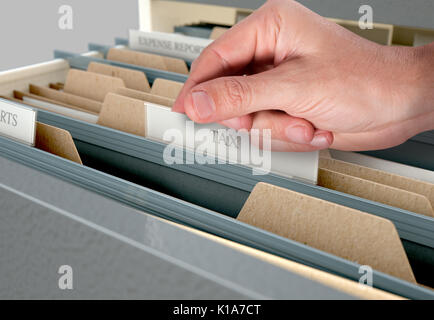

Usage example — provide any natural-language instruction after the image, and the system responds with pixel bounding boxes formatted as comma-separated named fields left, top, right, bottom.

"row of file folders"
left=0, top=26, right=433, bottom=299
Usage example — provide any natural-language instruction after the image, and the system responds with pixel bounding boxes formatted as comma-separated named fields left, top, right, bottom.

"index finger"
left=173, top=6, right=268, bottom=113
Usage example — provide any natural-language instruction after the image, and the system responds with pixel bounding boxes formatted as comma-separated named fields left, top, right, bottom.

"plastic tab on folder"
left=145, top=101, right=319, bottom=182
left=129, top=29, right=213, bottom=63
left=0, top=98, right=36, bottom=146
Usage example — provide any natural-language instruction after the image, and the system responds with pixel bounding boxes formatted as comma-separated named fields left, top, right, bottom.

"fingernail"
left=221, top=117, right=241, bottom=130
left=285, top=125, right=309, bottom=144
left=191, top=91, right=215, bottom=120
left=310, top=133, right=331, bottom=148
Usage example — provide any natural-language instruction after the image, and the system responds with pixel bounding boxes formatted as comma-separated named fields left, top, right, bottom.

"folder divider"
left=107, top=47, right=190, bottom=75
left=14, top=89, right=147, bottom=137
left=87, top=62, right=151, bottom=92
left=91, top=41, right=194, bottom=71
left=12, top=90, right=99, bottom=120
left=107, top=48, right=168, bottom=72
left=160, top=56, right=189, bottom=75
left=318, top=168, right=434, bottom=218
left=319, top=157, right=434, bottom=214
left=115, top=87, right=174, bottom=107
left=11, top=73, right=168, bottom=137
left=88, top=43, right=126, bottom=59
left=0, top=131, right=432, bottom=299
left=0, top=101, right=81, bottom=163
left=97, top=93, right=146, bottom=137
left=150, top=78, right=184, bottom=100
left=237, top=182, right=416, bottom=283
left=29, top=84, right=102, bottom=113
left=64, top=69, right=126, bottom=102
left=54, top=50, right=189, bottom=85
left=35, top=122, right=82, bottom=164
left=330, top=149, right=434, bottom=184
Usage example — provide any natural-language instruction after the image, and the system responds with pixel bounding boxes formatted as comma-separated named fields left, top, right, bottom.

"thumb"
left=182, top=71, right=293, bottom=123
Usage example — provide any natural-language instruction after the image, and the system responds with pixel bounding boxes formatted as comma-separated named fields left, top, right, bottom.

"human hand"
left=173, top=0, right=434, bottom=152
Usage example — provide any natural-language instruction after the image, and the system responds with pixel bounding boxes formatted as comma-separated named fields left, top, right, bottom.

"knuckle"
left=222, top=78, right=252, bottom=110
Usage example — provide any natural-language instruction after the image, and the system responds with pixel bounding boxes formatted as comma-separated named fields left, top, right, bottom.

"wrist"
left=413, top=43, right=434, bottom=118
left=402, top=44, right=434, bottom=128
left=380, top=44, right=434, bottom=132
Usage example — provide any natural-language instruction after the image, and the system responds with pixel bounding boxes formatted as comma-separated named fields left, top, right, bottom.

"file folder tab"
left=97, top=93, right=146, bottom=137
left=87, top=62, right=151, bottom=92
left=64, top=69, right=125, bottom=102
left=238, top=182, right=416, bottom=283
left=35, top=122, right=82, bottom=164
left=129, top=29, right=213, bottom=63
left=0, top=98, right=36, bottom=146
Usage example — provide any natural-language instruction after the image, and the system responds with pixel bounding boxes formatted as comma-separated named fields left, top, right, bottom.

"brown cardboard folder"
left=318, top=156, right=434, bottom=218
left=29, top=83, right=102, bottom=113
left=63, top=69, right=126, bottom=102
left=150, top=78, right=183, bottom=100
left=11, top=69, right=177, bottom=137
left=87, top=62, right=151, bottom=92
left=238, top=182, right=418, bottom=284
left=107, top=48, right=189, bottom=75
left=35, top=122, right=82, bottom=164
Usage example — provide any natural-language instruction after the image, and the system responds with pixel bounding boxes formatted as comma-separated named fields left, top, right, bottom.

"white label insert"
left=0, top=98, right=37, bottom=146
left=129, top=29, right=213, bottom=63
left=145, top=102, right=319, bottom=184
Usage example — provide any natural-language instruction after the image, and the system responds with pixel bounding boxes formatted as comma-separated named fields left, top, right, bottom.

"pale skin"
left=173, top=0, right=434, bottom=152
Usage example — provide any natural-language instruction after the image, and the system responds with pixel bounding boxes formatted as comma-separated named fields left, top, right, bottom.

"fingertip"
left=310, top=130, right=334, bottom=149
left=182, top=92, right=196, bottom=121
left=183, top=91, right=209, bottom=123
left=284, top=122, right=315, bottom=144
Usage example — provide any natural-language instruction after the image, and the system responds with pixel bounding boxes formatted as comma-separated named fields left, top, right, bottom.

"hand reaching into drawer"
left=173, top=0, right=434, bottom=152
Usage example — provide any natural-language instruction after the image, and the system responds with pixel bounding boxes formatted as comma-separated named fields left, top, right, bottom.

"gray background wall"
left=0, top=0, right=139, bottom=71
left=1, top=0, right=433, bottom=71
